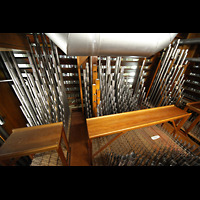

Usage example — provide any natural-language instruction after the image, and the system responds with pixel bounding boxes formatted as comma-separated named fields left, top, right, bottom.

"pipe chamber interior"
left=45, top=33, right=178, bottom=57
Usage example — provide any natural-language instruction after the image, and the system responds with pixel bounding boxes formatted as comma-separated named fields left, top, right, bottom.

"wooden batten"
left=0, top=33, right=30, bottom=51
left=77, top=56, right=88, bottom=114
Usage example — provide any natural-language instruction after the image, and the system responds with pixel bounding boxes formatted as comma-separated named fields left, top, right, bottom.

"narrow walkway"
left=69, top=111, right=89, bottom=166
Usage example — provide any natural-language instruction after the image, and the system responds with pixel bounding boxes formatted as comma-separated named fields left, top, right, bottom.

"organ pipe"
left=0, top=33, right=71, bottom=136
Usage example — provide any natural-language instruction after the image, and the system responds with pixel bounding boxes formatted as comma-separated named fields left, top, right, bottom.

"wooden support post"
left=145, top=60, right=161, bottom=99
left=185, top=114, right=200, bottom=134
left=172, top=116, right=190, bottom=136
left=56, top=145, right=68, bottom=166
left=172, top=120, right=177, bottom=134
left=88, top=139, right=92, bottom=166
left=61, top=126, right=71, bottom=154
left=78, top=66, right=84, bottom=114
left=77, top=56, right=88, bottom=114
left=8, top=157, right=20, bottom=166
left=175, top=105, right=188, bottom=125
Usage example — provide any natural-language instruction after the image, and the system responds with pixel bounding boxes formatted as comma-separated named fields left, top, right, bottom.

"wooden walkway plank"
left=69, top=111, right=89, bottom=166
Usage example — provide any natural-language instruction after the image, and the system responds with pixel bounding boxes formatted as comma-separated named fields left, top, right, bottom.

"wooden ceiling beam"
left=0, top=33, right=30, bottom=51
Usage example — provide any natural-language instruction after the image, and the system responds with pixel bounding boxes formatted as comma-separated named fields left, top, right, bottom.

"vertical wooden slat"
left=145, top=59, right=161, bottom=99
left=77, top=56, right=88, bottom=114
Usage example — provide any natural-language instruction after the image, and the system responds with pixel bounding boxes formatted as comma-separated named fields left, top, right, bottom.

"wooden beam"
left=77, top=56, right=88, bottom=68
left=92, top=131, right=125, bottom=159
left=77, top=56, right=88, bottom=114
left=0, top=33, right=30, bottom=51
left=145, top=59, right=161, bottom=100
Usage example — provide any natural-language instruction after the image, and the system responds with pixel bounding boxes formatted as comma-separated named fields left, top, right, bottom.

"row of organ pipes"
left=1, top=33, right=200, bottom=166
left=83, top=39, right=188, bottom=118
left=0, top=33, right=71, bottom=136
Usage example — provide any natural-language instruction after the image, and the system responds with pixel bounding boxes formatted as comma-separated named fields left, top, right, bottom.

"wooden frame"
left=0, top=122, right=70, bottom=166
left=86, top=105, right=191, bottom=166
left=181, top=101, right=200, bottom=141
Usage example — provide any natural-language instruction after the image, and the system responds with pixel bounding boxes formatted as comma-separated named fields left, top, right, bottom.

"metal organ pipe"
left=174, top=37, right=200, bottom=45
left=0, top=33, right=70, bottom=141
left=145, top=40, right=189, bottom=108
left=45, top=33, right=177, bottom=57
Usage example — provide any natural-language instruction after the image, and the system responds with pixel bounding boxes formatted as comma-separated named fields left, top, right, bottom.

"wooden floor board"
left=69, top=111, right=89, bottom=166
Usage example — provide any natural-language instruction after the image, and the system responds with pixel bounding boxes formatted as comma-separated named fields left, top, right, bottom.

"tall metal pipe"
left=186, top=57, right=200, bottom=62
left=174, top=37, right=200, bottom=45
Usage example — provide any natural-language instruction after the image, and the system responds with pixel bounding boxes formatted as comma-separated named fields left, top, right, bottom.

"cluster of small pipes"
left=0, top=33, right=70, bottom=133
left=83, top=56, right=146, bottom=118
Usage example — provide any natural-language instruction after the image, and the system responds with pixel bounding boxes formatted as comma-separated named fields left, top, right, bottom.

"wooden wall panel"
left=0, top=33, right=30, bottom=51
left=0, top=66, right=27, bottom=135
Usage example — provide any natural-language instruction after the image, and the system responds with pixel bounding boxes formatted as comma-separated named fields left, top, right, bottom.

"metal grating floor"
left=30, top=111, right=71, bottom=166
left=30, top=139, right=68, bottom=166
left=92, top=124, right=189, bottom=166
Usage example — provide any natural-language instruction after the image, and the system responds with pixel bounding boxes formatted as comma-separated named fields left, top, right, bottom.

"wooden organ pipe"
left=92, top=84, right=97, bottom=117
